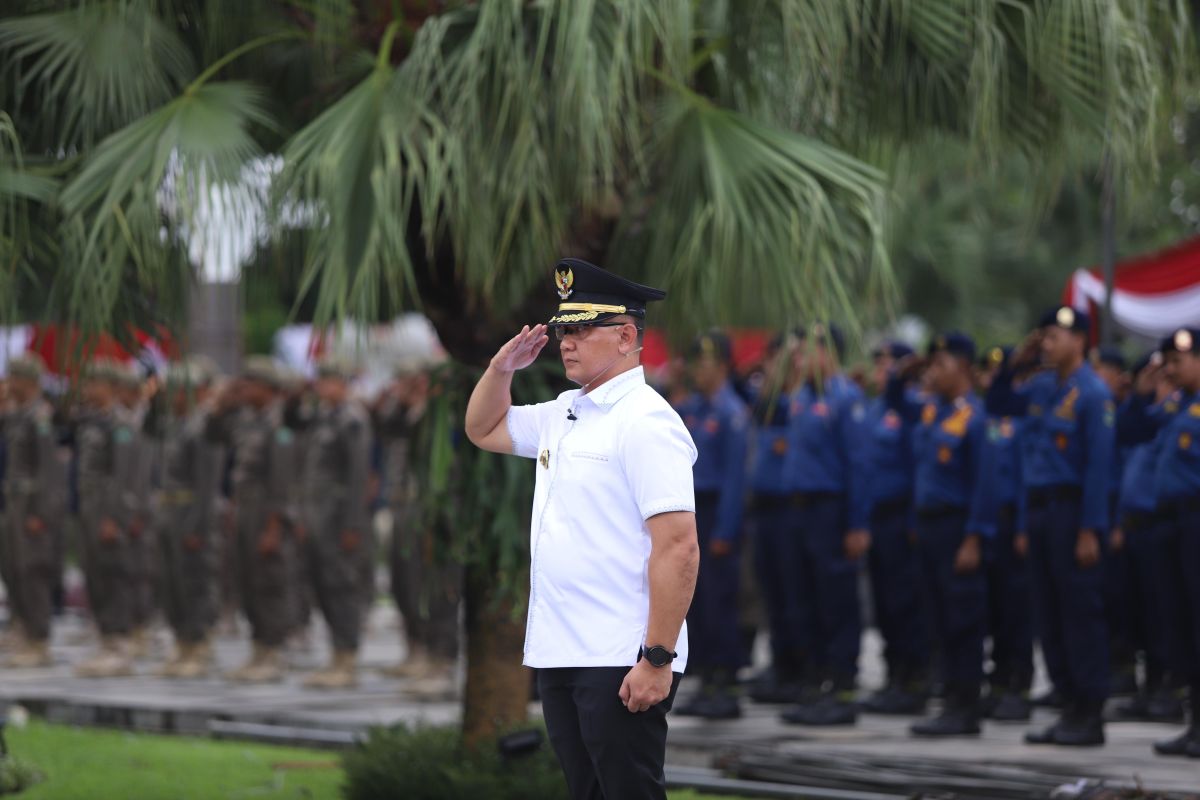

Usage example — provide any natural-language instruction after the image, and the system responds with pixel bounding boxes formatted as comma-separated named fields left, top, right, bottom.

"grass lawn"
left=4, top=722, right=749, bottom=800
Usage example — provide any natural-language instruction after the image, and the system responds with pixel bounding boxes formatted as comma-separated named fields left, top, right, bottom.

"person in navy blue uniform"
left=779, top=323, right=871, bottom=727
left=674, top=331, right=750, bottom=719
left=886, top=333, right=993, bottom=736
left=860, top=340, right=931, bottom=717
left=1118, top=328, right=1200, bottom=758
left=975, top=346, right=1035, bottom=722
left=1112, top=351, right=1185, bottom=724
left=987, top=306, right=1115, bottom=747
left=1092, top=346, right=1139, bottom=698
left=746, top=331, right=811, bottom=705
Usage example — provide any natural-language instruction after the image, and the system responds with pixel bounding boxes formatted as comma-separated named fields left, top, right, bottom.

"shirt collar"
left=579, top=365, right=646, bottom=409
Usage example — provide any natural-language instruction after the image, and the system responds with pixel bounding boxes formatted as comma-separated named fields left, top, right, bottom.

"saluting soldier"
left=205, top=356, right=298, bottom=683
left=1113, top=351, right=1184, bottom=723
left=987, top=307, right=1115, bottom=747
left=151, top=358, right=225, bottom=678
left=1, top=355, right=65, bottom=668
left=890, top=333, right=993, bottom=737
left=745, top=332, right=809, bottom=705
left=977, top=346, right=1035, bottom=722
left=296, top=358, right=373, bottom=689
left=74, top=359, right=140, bottom=677
left=861, top=340, right=931, bottom=717
left=116, top=361, right=158, bottom=657
left=465, top=258, right=699, bottom=800
left=779, top=323, right=871, bottom=728
left=376, top=358, right=462, bottom=681
left=1118, top=328, right=1200, bottom=758
left=673, top=331, right=750, bottom=720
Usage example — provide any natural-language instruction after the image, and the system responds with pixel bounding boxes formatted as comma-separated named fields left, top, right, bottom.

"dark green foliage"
left=342, top=725, right=567, bottom=800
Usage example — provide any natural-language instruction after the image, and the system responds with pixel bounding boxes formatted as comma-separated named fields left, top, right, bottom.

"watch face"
left=645, top=646, right=671, bottom=667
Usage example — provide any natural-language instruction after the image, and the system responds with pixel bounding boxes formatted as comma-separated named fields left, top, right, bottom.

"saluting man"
left=987, top=306, right=1116, bottom=747
left=890, top=333, right=993, bottom=737
left=1118, top=328, right=1200, bottom=758
left=465, top=258, right=699, bottom=800
left=673, top=331, right=749, bottom=719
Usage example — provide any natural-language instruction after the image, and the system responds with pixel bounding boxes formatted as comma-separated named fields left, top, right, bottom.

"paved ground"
left=1, top=598, right=1197, bottom=796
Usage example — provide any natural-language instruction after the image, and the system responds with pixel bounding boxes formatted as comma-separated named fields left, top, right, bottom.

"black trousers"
left=538, top=666, right=682, bottom=800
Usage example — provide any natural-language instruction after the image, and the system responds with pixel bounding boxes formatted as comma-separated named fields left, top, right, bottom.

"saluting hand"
left=1133, top=361, right=1161, bottom=397
left=491, top=325, right=549, bottom=374
left=619, top=659, right=673, bottom=713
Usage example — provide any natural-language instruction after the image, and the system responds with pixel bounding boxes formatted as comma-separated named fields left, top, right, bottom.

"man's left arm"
left=619, top=510, right=699, bottom=713
left=618, top=407, right=699, bottom=712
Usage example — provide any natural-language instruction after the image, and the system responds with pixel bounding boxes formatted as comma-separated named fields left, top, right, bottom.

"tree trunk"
left=461, top=560, right=531, bottom=750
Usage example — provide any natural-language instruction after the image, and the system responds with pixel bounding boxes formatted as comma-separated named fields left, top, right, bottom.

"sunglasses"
left=552, top=322, right=636, bottom=342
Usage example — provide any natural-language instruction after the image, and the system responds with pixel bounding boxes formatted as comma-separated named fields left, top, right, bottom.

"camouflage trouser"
left=78, top=498, right=133, bottom=637
left=390, top=507, right=461, bottom=660
left=3, top=503, right=58, bottom=641
left=306, top=520, right=373, bottom=652
left=156, top=510, right=218, bottom=644
left=235, top=504, right=297, bottom=648
left=129, top=517, right=160, bottom=628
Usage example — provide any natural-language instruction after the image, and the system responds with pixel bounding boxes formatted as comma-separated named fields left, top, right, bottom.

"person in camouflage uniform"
left=376, top=358, right=461, bottom=681
left=294, top=358, right=373, bottom=689
left=205, top=356, right=297, bottom=683
left=116, top=361, right=158, bottom=657
left=74, top=359, right=140, bottom=677
left=151, top=358, right=225, bottom=678
left=1, top=355, right=65, bottom=668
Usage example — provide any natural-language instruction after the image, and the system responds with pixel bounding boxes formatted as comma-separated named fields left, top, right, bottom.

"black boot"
left=910, top=686, right=981, bottom=737
left=1025, top=698, right=1074, bottom=745
left=990, top=691, right=1032, bottom=722
left=1154, top=688, right=1200, bottom=757
left=1053, top=698, right=1105, bottom=747
left=781, top=678, right=858, bottom=727
left=675, top=671, right=716, bottom=717
left=1113, top=690, right=1151, bottom=721
left=1146, top=677, right=1187, bottom=723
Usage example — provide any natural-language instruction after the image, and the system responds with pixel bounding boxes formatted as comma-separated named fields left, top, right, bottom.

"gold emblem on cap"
left=989, top=347, right=1003, bottom=365
left=1175, top=329, right=1193, bottom=353
left=554, top=267, right=574, bottom=300
left=1056, top=307, right=1075, bottom=328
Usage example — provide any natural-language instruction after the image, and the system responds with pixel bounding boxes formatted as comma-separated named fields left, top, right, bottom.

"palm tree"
left=2, top=0, right=1192, bottom=747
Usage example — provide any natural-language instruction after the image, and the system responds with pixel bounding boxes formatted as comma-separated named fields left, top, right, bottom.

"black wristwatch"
left=641, top=644, right=677, bottom=668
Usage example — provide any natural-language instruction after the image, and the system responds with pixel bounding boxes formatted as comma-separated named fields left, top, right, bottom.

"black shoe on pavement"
left=1146, top=689, right=1186, bottom=724
left=1113, top=692, right=1151, bottom=721
left=697, top=691, right=742, bottom=720
left=989, top=693, right=1032, bottom=722
left=861, top=685, right=927, bottom=716
left=1153, top=727, right=1200, bottom=757
left=1052, top=703, right=1105, bottom=747
left=781, top=695, right=858, bottom=726
left=910, top=707, right=981, bottom=737
left=674, top=690, right=715, bottom=717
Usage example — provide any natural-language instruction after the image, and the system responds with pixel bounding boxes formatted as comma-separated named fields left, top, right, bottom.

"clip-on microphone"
left=568, top=346, right=644, bottom=421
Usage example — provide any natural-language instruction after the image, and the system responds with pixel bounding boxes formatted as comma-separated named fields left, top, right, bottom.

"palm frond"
left=55, top=81, right=273, bottom=334
left=0, top=0, right=195, bottom=150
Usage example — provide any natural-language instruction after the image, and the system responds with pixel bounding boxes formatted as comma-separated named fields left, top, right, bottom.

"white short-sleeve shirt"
left=506, top=365, right=697, bottom=673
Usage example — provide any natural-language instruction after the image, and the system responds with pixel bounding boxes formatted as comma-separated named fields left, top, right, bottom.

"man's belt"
left=1121, top=509, right=1156, bottom=530
left=791, top=491, right=841, bottom=508
left=1027, top=484, right=1082, bottom=509
left=915, top=504, right=966, bottom=522
left=751, top=492, right=792, bottom=511
left=871, top=496, right=910, bottom=518
left=158, top=489, right=196, bottom=506
left=1155, top=495, right=1200, bottom=518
